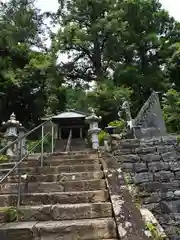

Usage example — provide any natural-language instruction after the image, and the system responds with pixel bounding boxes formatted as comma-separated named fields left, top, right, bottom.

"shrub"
left=27, top=135, right=52, bottom=153
left=108, top=120, right=126, bottom=133
left=0, top=155, right=8, bottom=162
left=98, top=130, right=109, bottom=146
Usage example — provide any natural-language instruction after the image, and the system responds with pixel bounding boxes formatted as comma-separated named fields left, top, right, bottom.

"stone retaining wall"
left=112, top=136, right=180, bottom=239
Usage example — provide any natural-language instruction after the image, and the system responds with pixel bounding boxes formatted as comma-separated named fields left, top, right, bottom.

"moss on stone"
left=0, top=154, right=8, bottom=162
left=145, top=222, right=167, bottom=240
left=0, top=207, right=17, bottom=222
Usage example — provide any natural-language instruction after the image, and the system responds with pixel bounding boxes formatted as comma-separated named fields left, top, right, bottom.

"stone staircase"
left=0, top=151, right=118, bottom=240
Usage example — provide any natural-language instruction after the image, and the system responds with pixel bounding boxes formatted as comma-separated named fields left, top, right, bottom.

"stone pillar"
left=3, top=113, right=22, bottom=156
left=85, top=111, right=101, bottom=150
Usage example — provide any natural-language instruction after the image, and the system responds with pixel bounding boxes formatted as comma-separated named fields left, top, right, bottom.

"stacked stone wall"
left=112, top=136, right=180, bottom=239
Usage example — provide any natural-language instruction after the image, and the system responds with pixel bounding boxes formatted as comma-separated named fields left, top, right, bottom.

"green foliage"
left=0, top=155, right=8, bottom=162
left=87, top=81, right=133, bottom=126
left=0, top=0, right=60, bottom=126
left=177, top=136, right=180, bottom=145
left=108, top=120, right=126, bottom=133
left=27, top=135, right=52, bottom=153
left=0, top=0, right=180, bottom=135
left=167, top=42, right=180, bottom=91
left=0, top=207, right=18, bottom=222
left=162, top=89, right=180, bottom=133
left=65, top=87, right=88, bottom=111
left=98, top=130, right=109, bottom=146
left=53, top=0, right=180, bottom=115
left=145, top=222, right=165, bottom=240
left=0, top=137, right=7, bottom=149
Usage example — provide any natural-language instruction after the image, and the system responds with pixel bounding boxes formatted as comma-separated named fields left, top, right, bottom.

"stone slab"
left=0, top=164, right=101, bottom=175
left=5, top=171, right=104, bottom=183
left=0, top=218, right=117, bottom=240
left=18, top=158, right=99, bottom=168
left=18, top=202, right=112, bottom=221
left=0, top=179, right=106, bottom=194
left=0, top=190, right=109, bottom=206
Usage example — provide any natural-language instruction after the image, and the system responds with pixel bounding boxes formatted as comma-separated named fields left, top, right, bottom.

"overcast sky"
left=35, top=0, right=180, bottom=21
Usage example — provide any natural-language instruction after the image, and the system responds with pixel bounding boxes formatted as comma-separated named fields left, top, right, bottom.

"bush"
left=98, top=130, right=109, bottom=146
left=108, top=120, right=126, bottom=133
left=0, top=154, right=8, bottom=162
left=27, top=135, right=52, bottom=153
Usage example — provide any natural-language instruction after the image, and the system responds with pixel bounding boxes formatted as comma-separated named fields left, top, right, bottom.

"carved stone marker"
left=133, top=91, right=167, bottom=138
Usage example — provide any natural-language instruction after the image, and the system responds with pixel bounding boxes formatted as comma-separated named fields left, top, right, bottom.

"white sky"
left=1, top=0, right=180, bottom=21
left=35, top=0, right=180, bottom=21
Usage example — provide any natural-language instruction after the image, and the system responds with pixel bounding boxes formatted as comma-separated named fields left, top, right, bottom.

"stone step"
left=0, top=218, right=117, bottom=240
left=0, top=179, right=106, bottom=194
left=5, top=171, right=104, bottom=183
left=51, top=154, right=98, bottom=159
left=0, top=190, right=109, bottom=206
left=15, top=158, right=100, bottom=167
left=0, top=162, right=15, bottom=169
left=0, top=164, right=101, bottom=175
left=52, top=151, right=98, bottom=158
left=17, top=203, right=112, bottom=221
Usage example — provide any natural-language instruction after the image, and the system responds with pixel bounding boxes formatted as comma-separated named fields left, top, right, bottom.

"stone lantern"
left=2, top=113, right=21, bottom=156
left=85, top=110, right=101, bottom=150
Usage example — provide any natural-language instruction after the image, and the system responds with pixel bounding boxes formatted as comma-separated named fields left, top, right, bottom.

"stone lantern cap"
left=85, top=110, right=102, bottom=124
left=2, top=113, right=22, bottom=128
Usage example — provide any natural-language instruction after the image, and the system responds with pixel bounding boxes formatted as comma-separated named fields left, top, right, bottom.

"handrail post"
left=51, top=121, right=54, bottom=154
left=41, top=125, right=44, bottom=168
left=17, top=138, right=23, bottom=220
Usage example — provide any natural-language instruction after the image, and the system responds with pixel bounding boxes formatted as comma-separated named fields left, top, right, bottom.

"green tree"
left=65, top=87, right=88, bottom=111
left=0, top=0, right=58, bottom=126
left=87, top=80, right=133, bottom=126
left=53, top=0, right=180, bottom=116
left=162, top=89, right=180, bottom=133
left=111, top=0, right=180, bottom=113
left=53, top=0, right=124, bottom=83
left=166, top=42, right=180, bottom=90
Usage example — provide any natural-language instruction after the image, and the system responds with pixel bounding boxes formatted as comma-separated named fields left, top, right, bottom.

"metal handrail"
left=65, top=129, right=72, bottom=152
left=0, top=132, right=51, bottom=184
left=0, top=118, right=52, bottom=155
left=0, top=118, right=55, bottom=217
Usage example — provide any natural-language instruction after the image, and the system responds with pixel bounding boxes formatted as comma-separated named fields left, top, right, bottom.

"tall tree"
left=53, top=0, right=124, bottom=83
left=53, top=0, right=180, bottom=115
left=0, top=0, right=57, bottom=126
left=87, top=80, right=133, bottom=126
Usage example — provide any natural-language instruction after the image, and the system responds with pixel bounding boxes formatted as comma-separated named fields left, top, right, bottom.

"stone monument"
left=133, top=91, right=167, bottom=138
